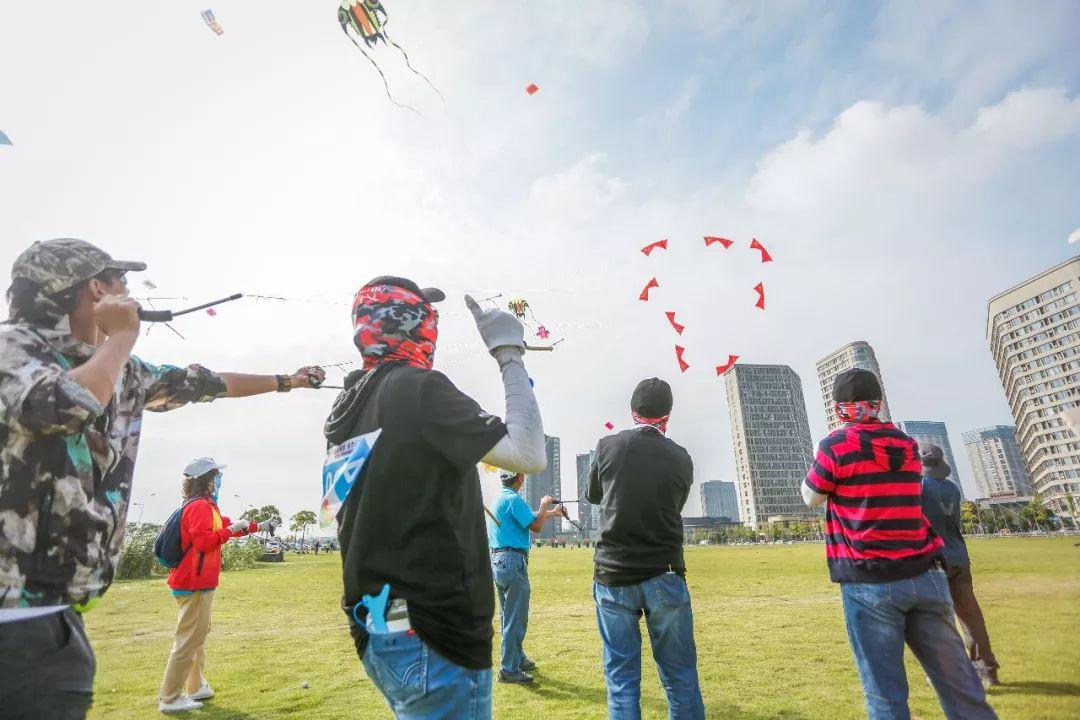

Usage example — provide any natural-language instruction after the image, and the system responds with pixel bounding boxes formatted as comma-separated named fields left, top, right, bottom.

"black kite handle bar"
left=138, top=293, right=243, bottom=322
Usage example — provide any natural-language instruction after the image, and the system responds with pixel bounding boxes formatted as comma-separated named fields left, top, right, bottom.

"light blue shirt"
left=488, top=486, right=536, bottom=552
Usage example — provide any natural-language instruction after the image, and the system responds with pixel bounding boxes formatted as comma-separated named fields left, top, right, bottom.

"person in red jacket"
left=158, top=458, right=277, bottom=714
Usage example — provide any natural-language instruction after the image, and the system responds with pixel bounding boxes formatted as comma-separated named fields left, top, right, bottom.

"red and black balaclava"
left=352, top=283, right=438, bottom=370
left=832, top=368, right=885, bottom=425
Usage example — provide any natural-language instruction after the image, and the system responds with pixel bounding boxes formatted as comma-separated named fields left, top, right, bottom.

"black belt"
left=491, top=547, right=528, bottom=558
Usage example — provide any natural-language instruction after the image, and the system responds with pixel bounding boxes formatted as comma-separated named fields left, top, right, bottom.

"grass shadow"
left=990, top=680, right=1080, bottom=697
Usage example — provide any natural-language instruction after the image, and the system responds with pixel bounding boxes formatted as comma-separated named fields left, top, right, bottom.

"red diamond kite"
left=525, top=83, right=539, bottom=95
left=639, top=277, right=659, bottom=301
left=750, top=238, right=773, bottom=262
left=604, top=421, right=615, bottom=431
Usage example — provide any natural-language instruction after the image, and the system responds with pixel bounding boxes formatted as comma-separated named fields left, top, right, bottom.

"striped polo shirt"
left=805, top=422, right=943, bottom=583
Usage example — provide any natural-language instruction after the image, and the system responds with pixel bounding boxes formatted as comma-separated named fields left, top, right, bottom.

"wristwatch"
left=276, top=374, right=292, bottom=392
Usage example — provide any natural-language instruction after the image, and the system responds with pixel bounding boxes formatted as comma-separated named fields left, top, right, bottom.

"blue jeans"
left=841, top=568, right=997, bottom=720
left=594, top=572, right=705, bottom=720
left=492, top=550, right=530, bottom=673
left=361, top=631, right=492, bottom=720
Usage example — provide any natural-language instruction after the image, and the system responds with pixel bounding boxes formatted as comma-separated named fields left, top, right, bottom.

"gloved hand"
left=258, top=519, right=278, bottom=535
left=465, top=295, right=525, bottom=355
left=228, top=520, right=251, bottom=534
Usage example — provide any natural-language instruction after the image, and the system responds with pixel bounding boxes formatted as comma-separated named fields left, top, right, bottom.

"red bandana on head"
left=632, top=410, right=669, bottom=435
left=835, top=400, right=882, bottom=424
left=352, top=284, right=438, bottom=370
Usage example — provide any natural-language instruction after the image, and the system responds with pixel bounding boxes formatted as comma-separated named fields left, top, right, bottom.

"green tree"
left=960, top=502, right=980, bottom=535
left=290, top=510, right=318, bottom=544
left=241, top=504, right=283, bottom=528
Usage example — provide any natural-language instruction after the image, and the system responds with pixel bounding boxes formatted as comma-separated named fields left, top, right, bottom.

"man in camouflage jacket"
left=0, top=238, right=325, bottom=719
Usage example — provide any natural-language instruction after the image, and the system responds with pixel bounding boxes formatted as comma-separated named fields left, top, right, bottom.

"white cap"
left=183, top=457, right=227, bottom=478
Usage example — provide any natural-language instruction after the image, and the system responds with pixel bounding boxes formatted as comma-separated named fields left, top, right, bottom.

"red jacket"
left=167, top=497, right=256, bottom=591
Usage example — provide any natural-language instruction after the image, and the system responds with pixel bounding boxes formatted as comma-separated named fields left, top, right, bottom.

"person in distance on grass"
left=802, top=368, right=997, bottom=720
left=0, top=238, right=325, bottom=720
left=158, top=459, right=278, bottom=714
left=488, top=471, right=566, bottom=684
left=919, top=443, right=1001, bottom=687
left=325, top=277, right=546, bottom=719
left=586, top=378, right=705, bottom=720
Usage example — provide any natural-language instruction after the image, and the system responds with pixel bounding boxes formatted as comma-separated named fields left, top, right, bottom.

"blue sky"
left=1, top=1, right=1078, bottom=521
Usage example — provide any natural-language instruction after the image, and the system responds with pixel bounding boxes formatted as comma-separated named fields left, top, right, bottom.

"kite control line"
left=138, top=293, right=243, bottom=322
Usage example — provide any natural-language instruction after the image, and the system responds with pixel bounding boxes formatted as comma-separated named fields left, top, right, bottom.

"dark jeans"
left=0, top=609, right=96, bottom=720
left=947, top=565, right=999, bottom=675
left=841, top=568, right=997, bottom=720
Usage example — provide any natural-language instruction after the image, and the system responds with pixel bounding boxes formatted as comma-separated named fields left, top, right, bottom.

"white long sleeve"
left=481, top=349, right=546, bottom=474
left=801, top=481, right=828, bottom=508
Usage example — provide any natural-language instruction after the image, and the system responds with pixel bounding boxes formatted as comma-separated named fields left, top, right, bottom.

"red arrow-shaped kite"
left=704, top=236, right=735, bottom=249
left=754, top=282, right=766, bottom=310
left=675, top=345, right=690, bottom=373
left=641, top=239, right=668, bottom=256
left=639, top=277, right=660, bottom=301
left=750, top=238, right=773, bottom=262
left=715, top=355, right=740, bottom=376
left=665, top=311, right=685, bottom=335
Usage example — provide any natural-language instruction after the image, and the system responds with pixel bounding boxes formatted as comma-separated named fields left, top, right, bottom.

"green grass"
left=86, top=538, right=1080, bottom=719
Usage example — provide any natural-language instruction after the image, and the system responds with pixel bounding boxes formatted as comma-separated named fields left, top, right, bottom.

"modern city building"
left=523, top=435, right=561, bottom=538
left=699, top=480, right=740, bottom=521
left=816, top=341, right=893, bottom=433
left=987, top=257, right=1080, bottom=520
left=575, top=450, right=596, bottom=534
left=897, top=420, right=964, bottom=498
left=724, top=364, right=816, bottom=528
left=963, top=426, right=1033, bottom=499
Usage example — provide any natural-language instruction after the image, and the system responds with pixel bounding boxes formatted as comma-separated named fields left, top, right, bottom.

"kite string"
left=341, top=26, right=422, bottom=117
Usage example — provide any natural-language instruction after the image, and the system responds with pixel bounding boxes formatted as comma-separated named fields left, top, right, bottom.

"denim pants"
left=492, top=550, right=530, bottom=674
left=594, top=572, right=705, bottom=720
left=841, top=568, right=997, bottom=720
left=362, top=630, right=492, bottom=720
left=0, top=608, right=95, bottom=720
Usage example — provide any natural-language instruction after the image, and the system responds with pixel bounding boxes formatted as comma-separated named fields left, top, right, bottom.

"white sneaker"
left=159, top=695, right=204, bottom=713
left=189, top=683, right=215, bottom=701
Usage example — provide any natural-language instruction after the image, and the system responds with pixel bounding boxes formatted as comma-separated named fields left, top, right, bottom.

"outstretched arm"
left=217, top=367, right=325, bottom=398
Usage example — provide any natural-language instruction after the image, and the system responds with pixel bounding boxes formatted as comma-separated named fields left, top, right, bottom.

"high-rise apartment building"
left=897, top=420, right=964, bottom=498
left=699, top=480, right=740, bottom=521
left=816, top=341, right=892, bottom=433
left=962, top=426, right=1032, bottom=499
left=987, top=257, right=1080, bottom=519
left=725, top=364, right=816, bottom=528
left=523, top=436, right=561, bottom=538
left=575, top=450, right=596, bottom=534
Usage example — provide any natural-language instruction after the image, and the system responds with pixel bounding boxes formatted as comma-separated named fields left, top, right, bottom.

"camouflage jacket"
left=0, top=321, right=227, bottom=608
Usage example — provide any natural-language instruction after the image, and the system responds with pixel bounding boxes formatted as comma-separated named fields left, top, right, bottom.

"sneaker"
left=189, top=683, right=215, bottom=701
left=981, top=669, right=1001, bottom=687
left=159, top=696, right=203, bottom=713
left=520, top=657, right=536, bottom=672
left=498, top=670, right=535, bottom=684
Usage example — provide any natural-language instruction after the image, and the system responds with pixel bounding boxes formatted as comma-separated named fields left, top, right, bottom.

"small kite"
left=639, top=278, right=660, bottom=302
left=715, top=355, right=739, bottom=376
left=675, top=345, right=690, bottom=373
left=0, top=131, right=11, bottom=146
left=750, top=238, right=773, bottom=263
left=506, top=297, right=561, bottom=349
left=525, top=83, right=539, bottom=95
left=201, top=9, right=224, bottom=36
left=604, top=422, right=615, bottom=431
left=507, top=298, right=532, bottom=320
left=536, top=326, right=551, bottom=340
left=704, top=236, right=734, bottom=249
left=641, top=240, right=668, bottom=256
left=665, top=311, right=685, bottom=335
left=206, top=308, right=218, bottom=317
left=754, top=282, right=765, bottom=310
left=338, top=1, right=443, bottom=114
left=142, top=280, right=158, bottom=290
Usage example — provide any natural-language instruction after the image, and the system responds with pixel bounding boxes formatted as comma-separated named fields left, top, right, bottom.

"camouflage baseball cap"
left=11, top=238, right=147, bottom=295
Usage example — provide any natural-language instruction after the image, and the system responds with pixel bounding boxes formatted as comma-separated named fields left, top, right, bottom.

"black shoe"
left=498, top=670, right=534, bottom=684
left=520, top=657, right=536, bottom=672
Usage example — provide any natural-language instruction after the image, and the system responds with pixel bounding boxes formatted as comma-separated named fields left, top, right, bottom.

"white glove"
left=258, top=519, right=278, bottom=535
left=228, top=520, right=250, bottom=534
left=465, top=295, right=526, bottom=354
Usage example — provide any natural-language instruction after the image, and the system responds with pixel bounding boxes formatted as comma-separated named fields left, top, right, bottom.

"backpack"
left=153, top=498, right=202, bottom=568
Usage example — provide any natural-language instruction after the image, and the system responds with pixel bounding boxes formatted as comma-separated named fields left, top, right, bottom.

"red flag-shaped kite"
left=675, top=345, right=690, bottom=373
left=704, top=236, right=735, bottom=249
left=206, top=308, right=218, bottom=317
left=754, top=283, right=765, bottom=310
left=715, top=355, right=740, bottom=376
left=525, top=83, right=539, bottom=95
left=665, top=311, right=685, bottom=335
left=641, top=239, right=668, bottom=256
left=750, top=238, right=773, bottom=262
left=604, top=421, right=615, bottom=431
left=639, top=277, right=660, bottom=301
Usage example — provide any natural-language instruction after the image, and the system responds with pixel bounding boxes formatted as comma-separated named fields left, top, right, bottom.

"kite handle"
left=138, top=293, right=243, bottom=322
left=524, top=345, right=555, bottom=352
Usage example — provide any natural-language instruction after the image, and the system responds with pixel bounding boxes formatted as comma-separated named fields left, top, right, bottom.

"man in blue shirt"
left=488, top=472, right=564, bottom=684
left=920, top=444, right=1000, bottom=686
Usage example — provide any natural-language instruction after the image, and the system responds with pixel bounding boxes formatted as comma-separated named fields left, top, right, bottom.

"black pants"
left=0, top=609, right=96, bottom=719
left=947, top=565, right=1000, bottom=674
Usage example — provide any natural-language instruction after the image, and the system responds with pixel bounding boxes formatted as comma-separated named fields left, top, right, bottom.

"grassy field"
left=86, top=538, right=1079, bottom=719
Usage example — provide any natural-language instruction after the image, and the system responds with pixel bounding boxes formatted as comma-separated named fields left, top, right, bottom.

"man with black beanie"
left=802, top=368, right=997, bottom=720
left=586, top=378, right=704, bottom=720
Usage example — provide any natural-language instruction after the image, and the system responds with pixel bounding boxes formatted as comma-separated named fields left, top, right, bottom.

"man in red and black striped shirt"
left=803, top=368, right=996, bottom=720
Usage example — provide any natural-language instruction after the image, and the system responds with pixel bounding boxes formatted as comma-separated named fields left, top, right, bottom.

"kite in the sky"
left=665, top=311, right=685, bottom=335
left=142, top=279, right=158, bottom=290
left=715, top=355, right=739, bottom=376
left=0, top=131, right=11, bottom=146
left=338, top=0, right=443, bottom=114
left=206, top=308, right=218, bottom=317
left=507, top=298, right=531, bottom=320
left=641, top=239, right=668, bottom=256
left=604, top=421, right=615, bottom=431
left=639, top=278, right=659, bottom=301
left=675, top=345, right=690, bottom=373
left=750, top=238, right=773, bottom=263
left=536, top=326, right=551, bottom=340
left=525, top=83, right=539, bottom=95
left=506, top=297, right=561, bottom=349
left=201, top=9, right=224, bottom=35
left=754, top=282, right=766, bottom=310
left=704, top=236, right=734, bottom=249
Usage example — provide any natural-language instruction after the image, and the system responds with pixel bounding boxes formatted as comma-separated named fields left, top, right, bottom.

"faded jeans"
left=594, top=572, right=705, bottom=720
left=492, top=550, right=530, bottom=674
left=841, top=568, right=997, bottom=720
